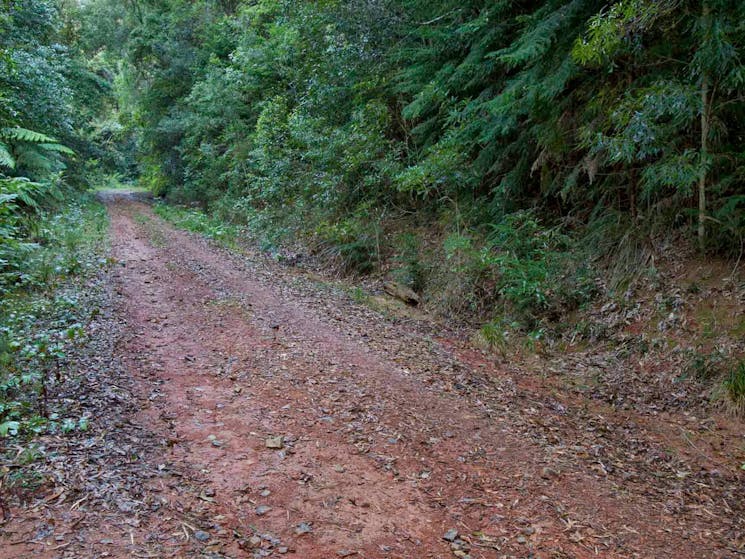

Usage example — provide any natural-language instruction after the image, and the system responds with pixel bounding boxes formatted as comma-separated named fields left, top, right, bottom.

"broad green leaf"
left=0, top=420, right=20, bottom=437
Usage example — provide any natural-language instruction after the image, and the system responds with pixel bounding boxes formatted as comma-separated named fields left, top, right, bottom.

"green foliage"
left=73, top=0, right=744, bottom=276
left=684, top=348, right=729, bottom=381
left=75, top=0, right=744, bottom=325
left=476, top=318, right=516, bottom=356
left=0, top=144, right=13, bottom=168
left=723, top=361, right=745, bottom=413
left=0, top=127, right=75, bottom=178
left=572, top=0, right=670, bottom=65
left=681, top=351, right=745, bottom=415
left=710, top=194, right=745, bottom=257
left=2, top=127, right=58, bottom=144
left=0, top=194, right=108, bottom=438
left=0, top=176, right=62, bottom=286
left=439, top=212, right=596, bottom=326
left=392, top=232, right=425, bottom=293
left=0, top=0, right=123, bottom=192
left=153, top=202, right=244, bottom=246
left=313, top=213, right=380, bottom=275
left=487, top=213, right=574, bottom=323
left=2, top=190, right=107, bottom=292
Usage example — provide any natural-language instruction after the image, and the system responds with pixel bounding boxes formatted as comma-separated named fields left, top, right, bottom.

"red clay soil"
left=2, top=193, right=743, bottom=558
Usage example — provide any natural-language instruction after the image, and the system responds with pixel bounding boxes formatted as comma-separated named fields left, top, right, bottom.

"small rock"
left=333, top=464, right=346, bottom=473
left=278, top=547, right=289, bottom=554
left=337, top=551, right=357, bottom=558
left=516, top=535, right=527, bottom=544
left=194, top=530, right=210, bottom=542
left=260, top=489, right=271, bottom=497
left=248, top=536, right=262, bottom=547
left=443, top=529, right=458, bottom=542
left=262, top=533, right=281, bottom=545
left=255, top=505, right=272, bottom=516
left=266, top=436, right=284, bottom=449
left=295, top=522, right=312, bottom=535
left=541, top=467, right=559, bottom=479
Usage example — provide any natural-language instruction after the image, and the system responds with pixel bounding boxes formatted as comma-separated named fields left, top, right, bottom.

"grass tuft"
left=723, top=361, right=745, bottom=416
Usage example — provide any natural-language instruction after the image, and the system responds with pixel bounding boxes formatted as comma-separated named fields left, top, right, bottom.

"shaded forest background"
left=2, top=0, right=744, bottom=326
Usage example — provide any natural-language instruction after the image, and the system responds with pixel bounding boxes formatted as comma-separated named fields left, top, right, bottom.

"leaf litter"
left=2, top=192, right=743, bottom=559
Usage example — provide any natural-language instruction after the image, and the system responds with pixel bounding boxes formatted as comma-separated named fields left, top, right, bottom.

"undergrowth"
left=0, top=193, right=109, bottom=440
left=153, top=201, right=245, bottom=249
left=723, top=361, right=745, bottom=415
left=682, top=349, right=745, bottom=414
left=158, top=199, right=598, bottom=333
left=433, top=211, right=597, bottom=329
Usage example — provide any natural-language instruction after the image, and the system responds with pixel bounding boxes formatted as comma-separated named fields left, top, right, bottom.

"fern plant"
left=0, top=142, right=12, bottom=169
left=0, top=177, right=43, bottom=280
left=0, top=127, right=74, bottom=176
left=0, top=125, right=69, bottom=288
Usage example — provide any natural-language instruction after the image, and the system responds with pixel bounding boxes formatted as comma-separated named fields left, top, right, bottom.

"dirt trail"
left=2, top=193, right=743, bottom=558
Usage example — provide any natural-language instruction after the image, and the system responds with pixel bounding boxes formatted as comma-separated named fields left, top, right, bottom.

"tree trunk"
left=698, top=4, right=710, bottom=252
left=629, top=167, right=638, bottom=219
left=699, top=77, right=709, bottom=251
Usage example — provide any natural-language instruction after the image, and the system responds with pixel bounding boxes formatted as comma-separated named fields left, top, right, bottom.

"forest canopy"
left=78, top=1, right=744, bottom=250
left=2, top=0, right=744, bottom=319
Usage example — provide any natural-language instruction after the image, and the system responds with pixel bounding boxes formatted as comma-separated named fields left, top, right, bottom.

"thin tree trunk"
left=698, top=4, right=710, bottom=252
left=699, top=76, right=708, bottom=251
left=629, top=167, right=638, bottom=220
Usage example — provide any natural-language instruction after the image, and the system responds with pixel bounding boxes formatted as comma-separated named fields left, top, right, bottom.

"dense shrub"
left=73, top=0, right=744, bottom=326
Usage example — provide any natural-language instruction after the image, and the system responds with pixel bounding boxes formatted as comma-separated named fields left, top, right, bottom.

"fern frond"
left=13, top=146, right=58, bottom=175
left=37, top=143, right=75, bottom=155
left=0, top=192, right=20, bottom=206
left=0, top=142, right=14, bottom=169
left=0, top=176, right=53, bottom=211
left=1, top=127, right=57, bottom=144
left=0, top=177, right=41, bottom=210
